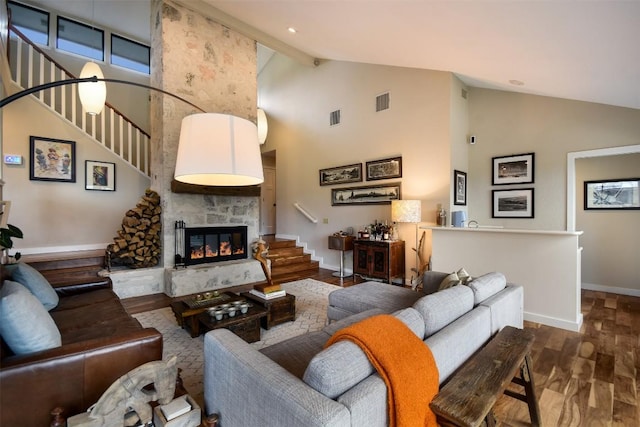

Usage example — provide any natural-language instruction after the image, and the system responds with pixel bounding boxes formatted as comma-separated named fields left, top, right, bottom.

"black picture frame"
left=584, top=178, right=640, bottom=210
left=492, top=188, right=535, bottom=218
left=29, top=136, right=76, bottom=183
left=454, top=170, right=467, bottom=206
left=85, top=160, right=116, bottom=191
left=366, top=156, right=402, bottom=181
left=492, top=152, right=535, bottom=185
left=319, top=163, right=362, bottom=186
left=331, top=183, right=401, bottom=206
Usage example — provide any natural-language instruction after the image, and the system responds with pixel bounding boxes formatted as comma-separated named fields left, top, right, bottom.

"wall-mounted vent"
left=376, top=92, right=390, bottom=112
left=330, top=109, right=341, bottom=126
left=461, top=88, right=468, bottom=99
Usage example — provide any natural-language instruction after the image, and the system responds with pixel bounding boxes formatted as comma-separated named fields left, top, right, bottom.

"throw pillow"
left=438, top=272, right=461, bottom=290
left=10, top=263, right=59, bottom=310
left=456, top=267, right=473, bottom=285
left=468, top=272, right=507, bottom=305
left=0, top=280, right=62, bottom=355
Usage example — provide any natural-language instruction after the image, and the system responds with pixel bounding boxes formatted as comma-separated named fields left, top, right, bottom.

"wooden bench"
left=430, top=326, right=541, bottom=427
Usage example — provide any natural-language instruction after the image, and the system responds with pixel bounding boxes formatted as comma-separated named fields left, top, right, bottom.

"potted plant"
left=0, top=224, right=23, bottom=264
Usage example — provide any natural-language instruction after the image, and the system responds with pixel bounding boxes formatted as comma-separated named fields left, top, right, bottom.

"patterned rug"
left=133, top=278, right=341, bottom=407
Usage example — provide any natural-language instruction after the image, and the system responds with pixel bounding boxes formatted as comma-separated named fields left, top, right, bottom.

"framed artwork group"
left=321, top=156, right=402, bottom=206
left=491, top=152, right=535, bottom=218
left=28, top=135, right=116, bottom=192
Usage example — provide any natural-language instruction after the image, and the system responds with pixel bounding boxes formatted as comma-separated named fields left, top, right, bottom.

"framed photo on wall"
left=319, top=163, right=362, bottom=186
left=366, top=156, right=402, bottom=180
left=584, top=178, right=640, bottom=210
left=453, top=170, right=467, bottom=205
left=85, top=160, right=116, bottom=191
left=29, top=136, right=76, bottom=183
left=492, top=152, right=534, bottom=185
left=492, top=188, right=534, bottom=218
left=331, top=183, right=401, bottom=206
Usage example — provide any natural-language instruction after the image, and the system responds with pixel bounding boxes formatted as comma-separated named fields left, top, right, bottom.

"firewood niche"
left=107, top=189, right=161, bottom=269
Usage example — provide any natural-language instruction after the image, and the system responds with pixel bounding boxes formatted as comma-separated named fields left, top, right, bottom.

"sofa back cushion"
left=8, top=263, right=59, bottom=310
left=468, top=272, right=506, bottom=305
left=0, top=280, right=61, bottom=355
left=303, top=307, right=423, bottom=399
left=412, top=285, right=474, bottom=337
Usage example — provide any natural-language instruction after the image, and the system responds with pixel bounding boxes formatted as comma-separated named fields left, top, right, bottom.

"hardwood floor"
left=122, top=271, right=639, bottom=426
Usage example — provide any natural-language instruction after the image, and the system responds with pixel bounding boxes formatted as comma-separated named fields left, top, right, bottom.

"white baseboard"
left=581, top=282, right=640, bottom=298
left=524, top=311, right=583, bottom=332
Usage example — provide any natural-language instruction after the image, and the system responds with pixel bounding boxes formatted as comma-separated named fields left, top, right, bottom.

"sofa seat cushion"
left=412, top=285, right=474, bottom=337
left=8, top=263, right=59, bottom=310
left=468, top=272, right=507, bottom=305
left=303, top=308, right=424, bottom=399
left=328, top=282, right=422, bottom=316
left=51, top=298, right=134, bottom=335
left=60, top=317, right=145, bottom=345
left=0, top=281, right=62, bottom=355
left=53, top=288, right=118, bottom=311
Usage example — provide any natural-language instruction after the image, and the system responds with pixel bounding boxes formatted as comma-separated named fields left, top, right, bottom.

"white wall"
left=2, top=94, right=150, bottom=253
left=259, top=56, right=463, bottom=278
left=468, top=88, right=640, bottom=230
left=576, top=154, right=640, bottom=295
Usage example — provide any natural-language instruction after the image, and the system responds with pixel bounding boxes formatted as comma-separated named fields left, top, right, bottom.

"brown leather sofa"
left=0, top=273, right=163, bottom=426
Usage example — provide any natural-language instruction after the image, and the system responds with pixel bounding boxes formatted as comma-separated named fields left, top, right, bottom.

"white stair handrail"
left=294, top=203, right=318, bottom=224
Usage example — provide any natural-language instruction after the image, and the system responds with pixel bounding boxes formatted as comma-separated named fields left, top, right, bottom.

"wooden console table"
left=430, top=326, right=540, bottom=427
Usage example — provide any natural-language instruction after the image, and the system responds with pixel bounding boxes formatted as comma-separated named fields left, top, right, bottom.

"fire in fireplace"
left=180, top=225, right=248, bottom=266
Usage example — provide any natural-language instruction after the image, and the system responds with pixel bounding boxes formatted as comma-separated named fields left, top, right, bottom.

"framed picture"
left=331, top=183, right=401, bottom=206
left=85, top=160, right=116, bottom=191
left=492, top=152, right=535, bottom=185
left=366, top=156, right=402, bottom=181
left=584, top=178, right=640, bottom=210
left=492, top=188, right=534, bottom=218
left=454, top=170, right=467, bottom=205
left=319, top=163, right=362, bottom=186
left=29, top=136, right=76, bottom=183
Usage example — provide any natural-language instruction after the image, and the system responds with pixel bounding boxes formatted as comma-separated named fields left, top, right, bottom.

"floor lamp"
left=391, top=200, right=422, bottom=288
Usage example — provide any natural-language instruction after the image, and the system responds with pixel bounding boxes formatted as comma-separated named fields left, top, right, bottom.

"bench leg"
left=521, top=354, right=541, bottom=426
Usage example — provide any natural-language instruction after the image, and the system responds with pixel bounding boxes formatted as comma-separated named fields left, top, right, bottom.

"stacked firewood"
left=107, top=189, right=162, bottom=268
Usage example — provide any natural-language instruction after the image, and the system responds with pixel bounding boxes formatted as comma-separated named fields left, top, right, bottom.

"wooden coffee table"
left=197, top=304, right=267, bottom=343
left=170, top=292, right=243, bottom=338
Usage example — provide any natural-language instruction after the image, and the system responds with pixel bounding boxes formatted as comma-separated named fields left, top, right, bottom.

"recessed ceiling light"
left=509, top=79, right=525, bottom=86
left=288, top=27, right=297, bottom=34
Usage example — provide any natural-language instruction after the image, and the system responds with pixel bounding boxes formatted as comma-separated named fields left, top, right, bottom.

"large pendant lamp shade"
left=174, top=113, right=264, bottom=186
left=78, top=61, right=107, bottom=115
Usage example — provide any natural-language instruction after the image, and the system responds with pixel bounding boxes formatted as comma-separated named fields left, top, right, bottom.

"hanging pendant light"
left=78, top=61, right=107, bottom=115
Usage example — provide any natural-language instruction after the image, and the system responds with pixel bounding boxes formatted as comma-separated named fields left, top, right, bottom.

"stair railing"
left=293, top=202, right=318, bottom=223
left=8, top=24, right=151, bottom=177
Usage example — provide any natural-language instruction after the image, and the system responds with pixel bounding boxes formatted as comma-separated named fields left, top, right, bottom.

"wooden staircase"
left=264, top=238, right=320, bottom=283
left=20, top=250, right=106, bottom=286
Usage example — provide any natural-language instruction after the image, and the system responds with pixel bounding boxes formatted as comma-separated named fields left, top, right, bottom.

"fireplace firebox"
left=179, top=225, right=248, bottom=266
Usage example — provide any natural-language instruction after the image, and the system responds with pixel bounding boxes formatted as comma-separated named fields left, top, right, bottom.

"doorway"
left=260, top=152, right=277, bottom=235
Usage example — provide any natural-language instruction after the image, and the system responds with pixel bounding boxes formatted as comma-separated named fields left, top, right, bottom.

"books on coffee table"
left=249, top=289, right=286, bottom=300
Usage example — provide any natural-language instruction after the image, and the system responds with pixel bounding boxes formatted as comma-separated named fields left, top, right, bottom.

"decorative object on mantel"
left=66, top=356, right=178, bottom=427
left=106, top=189, right=161, bottom=269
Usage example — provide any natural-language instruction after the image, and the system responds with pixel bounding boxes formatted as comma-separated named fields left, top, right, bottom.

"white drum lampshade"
left=391, top=200, right=422, bottom=223
left=174, top=113, right=265, bottom=186
left=78, top=61, right=107, bottom=115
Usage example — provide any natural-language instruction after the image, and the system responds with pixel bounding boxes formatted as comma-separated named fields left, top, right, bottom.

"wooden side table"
left=430, top=326, right=540, bottom=427
left=328, top=234, right=354, bottom=278
left=352, top=239, right=404, bottom=284
left=242, top=292, right=296, bottom=329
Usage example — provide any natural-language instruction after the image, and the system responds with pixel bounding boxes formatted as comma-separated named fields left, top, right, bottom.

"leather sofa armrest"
left=52, top=276, right=113, bottom=296
left=0, top=328, right=163, bottom=426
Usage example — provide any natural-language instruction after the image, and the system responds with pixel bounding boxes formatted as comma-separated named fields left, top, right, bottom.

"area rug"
left=133, top=278, right=341, bottom=406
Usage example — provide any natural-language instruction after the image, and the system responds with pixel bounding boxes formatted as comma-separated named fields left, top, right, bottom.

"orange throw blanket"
left=325, top=314, right=439, bottom=427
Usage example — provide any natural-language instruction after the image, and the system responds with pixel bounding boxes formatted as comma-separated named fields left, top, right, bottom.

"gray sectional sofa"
left=203, top=271, right=523, bottom=427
